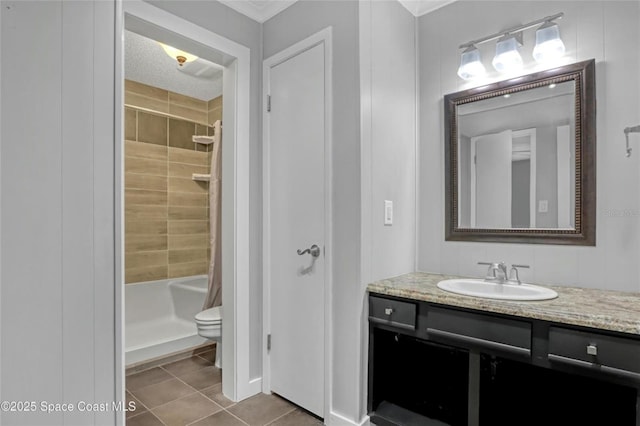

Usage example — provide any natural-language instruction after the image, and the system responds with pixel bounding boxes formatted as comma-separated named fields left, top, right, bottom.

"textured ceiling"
left=125, top=30, right=223, bottom=101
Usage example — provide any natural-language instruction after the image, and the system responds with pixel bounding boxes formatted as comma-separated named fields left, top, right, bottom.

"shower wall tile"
left=207, top=96, right=222, bottom=126
left=126, top=265, right=168, bottom=284
left=168, top=220, right=209, bottom=235
left=169, top=177, right=208, bottom=194
left=168, top=206, right=208, bottom=220
left=168, top=147, right=209, bottom=166
left=125, top=189, right=168, bottom=206
left=168, top=262, right=208, bottom=279
left=126, top=235, right=168, bottom=252
left=125, top=220, right=168, bottom=236
left=169, top=192, right=208, bottom=208
left=169, top=235, right=208, bottom=250
left=125, top=108, right=137, bottom=141
left=169, top=248, right=207, bottom=265
left=125, top=205, right=168, bottom=221
left=125, top=173, right=167, bottom=191
left=137, top=112, right=168, bottom=146
left=125, top=140, right=167, bottom=160
left=125, top=157, right=167, bottom=176
left=169, top=118, right=196, bottom=150
left=124, top=81, right=218, bottom=284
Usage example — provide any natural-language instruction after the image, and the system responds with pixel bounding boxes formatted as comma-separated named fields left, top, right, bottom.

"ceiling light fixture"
left=159, top=42, right=198, bottom=67
left=457, top=12, right=565, bottom=80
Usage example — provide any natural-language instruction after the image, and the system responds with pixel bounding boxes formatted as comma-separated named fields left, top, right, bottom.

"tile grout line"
left=264, top=406, right=298, bottom=426
left=221, top=407, right=251, bottom=426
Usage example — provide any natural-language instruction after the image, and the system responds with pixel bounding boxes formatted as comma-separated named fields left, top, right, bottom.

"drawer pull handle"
left=384, top=308, right=394, bottom=316
left=586, top=344, right=598, bottom=356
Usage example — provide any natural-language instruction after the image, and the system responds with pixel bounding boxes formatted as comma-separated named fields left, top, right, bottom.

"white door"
left=265, top=40, right=327, bottom=418
left=471, top=130, right=512, bottom=228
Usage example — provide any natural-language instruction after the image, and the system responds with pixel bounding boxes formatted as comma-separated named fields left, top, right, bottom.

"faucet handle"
left=509, top=264, right=530, bottom=285
left=478, top=262, right=498, bottom=280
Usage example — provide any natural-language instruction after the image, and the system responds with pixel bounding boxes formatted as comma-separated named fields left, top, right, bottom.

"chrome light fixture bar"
left=457, top=12, right=564, bottom=80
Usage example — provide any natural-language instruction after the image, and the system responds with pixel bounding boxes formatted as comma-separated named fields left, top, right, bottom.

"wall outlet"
left=384, top=200, right=393, bottom=225
left=538, top=200, right=549, bottom=213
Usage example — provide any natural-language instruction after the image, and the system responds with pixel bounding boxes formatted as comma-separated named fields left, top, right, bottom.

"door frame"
left=262, top=27, right=333, bottom=419
left=116, top=0, right=255, bottom=415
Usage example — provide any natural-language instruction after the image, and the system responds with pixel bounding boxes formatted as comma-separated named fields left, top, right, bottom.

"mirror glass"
left=444, top=59, right=596, bottom=245
left=457, top=80, right=575, bottom=230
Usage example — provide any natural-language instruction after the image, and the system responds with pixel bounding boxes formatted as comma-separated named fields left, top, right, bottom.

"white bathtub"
left=125, top=275, right=209, bottom=366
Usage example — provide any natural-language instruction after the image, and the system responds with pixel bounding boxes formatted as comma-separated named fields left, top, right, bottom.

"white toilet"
left=195, top=306, right=222, bottom=368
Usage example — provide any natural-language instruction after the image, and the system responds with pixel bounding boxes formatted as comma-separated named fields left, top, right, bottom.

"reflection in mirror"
left=457, top=81, right=576, bottom=230
left=444, top=59, right=596, bottom=245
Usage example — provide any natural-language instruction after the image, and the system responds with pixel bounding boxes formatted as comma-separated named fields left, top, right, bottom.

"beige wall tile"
left=168, top=234, right=208, bottom=250
left=168, top=262, right=208, bottom=279
left=125, top=156, right=167, bottom=176
left=126, top=220, right=168, bottom=235
left=169, top=92, right=208, bottom=112
left=126, top=235, right=168, bottom=252
left=126, top=250, right=168, bottom=269
left=169, top=248, right=207, bottom=264
left=168, top=206, right=207, bottom=220
left=208, top=96, right=222, bottom=110
left=125, top=265, right=168, bottom=284
left=168, top=192, right=208, bottom=207
left=138, top=112, right=168, bottom=146
left=125, top=204, right=168, bottom=221
left=125, top=189, right=167, bottom=206
left=195, top=124, right=209, bottom=136
left=168, top=118, right=196, bottom=150
left=168, top=220, right=208, bottom=235
left=208, top=108, right=222, bottom=127
left=125, top=92, right=169, bottom=114
left=125, top=108, right=137, bottom=141
left=169, top=177, right=208, bottom=194
left=168, top=162, right=208, bottom=179
left=125, top=140, right=167, bottom=161
left=168, top=147, right=208, bottom=166
left=125, top=173, right=167, bottom=191
left=169, top=104, right=208, bottom=124
left=126, top=80, right=168, bottom=102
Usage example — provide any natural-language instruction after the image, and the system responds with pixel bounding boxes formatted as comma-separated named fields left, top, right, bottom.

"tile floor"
left=126, top=347, right=323, bottom=426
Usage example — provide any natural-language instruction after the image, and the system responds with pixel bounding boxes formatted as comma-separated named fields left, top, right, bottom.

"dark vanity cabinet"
left=368, top=294, right=640, bottom=426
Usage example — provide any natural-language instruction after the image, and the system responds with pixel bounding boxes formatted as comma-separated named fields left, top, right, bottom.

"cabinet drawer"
left=369, top=296, right=417, bottom=330
left=426, top=306, right=531, bottom=357
left=548, top=327, right=640, bottom=380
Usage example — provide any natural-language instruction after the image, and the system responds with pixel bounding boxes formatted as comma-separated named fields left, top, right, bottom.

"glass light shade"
left=159, top=42, right=198, bottom=66
left=492, top=35, right=523, bottom=73
left=533, top=22, right=565, bottom=63
left=457, top=46, right=486, bottom=80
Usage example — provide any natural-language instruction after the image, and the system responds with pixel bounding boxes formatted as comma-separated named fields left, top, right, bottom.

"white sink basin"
left=437, top=279, right=558, bottom=301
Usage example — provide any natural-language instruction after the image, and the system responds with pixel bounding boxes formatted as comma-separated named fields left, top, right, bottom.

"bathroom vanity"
left=367, top=273, right=640, bottom=426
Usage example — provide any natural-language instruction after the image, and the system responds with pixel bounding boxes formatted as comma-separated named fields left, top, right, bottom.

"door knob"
left=297, top=244, right=321, bottom=258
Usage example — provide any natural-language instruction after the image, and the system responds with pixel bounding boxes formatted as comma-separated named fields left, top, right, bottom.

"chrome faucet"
left=478, top=261, right=508, bottom=283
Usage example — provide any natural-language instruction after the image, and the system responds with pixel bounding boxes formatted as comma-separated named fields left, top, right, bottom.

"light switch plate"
left=384, top=200, right=393, bottom=225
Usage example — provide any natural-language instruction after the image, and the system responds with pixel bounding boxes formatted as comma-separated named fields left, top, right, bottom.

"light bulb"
left=533, top=21, right=565, bottom=63
left=159, top=42, right=198, bottom=66
left=492, top=35, right=523, bottom=73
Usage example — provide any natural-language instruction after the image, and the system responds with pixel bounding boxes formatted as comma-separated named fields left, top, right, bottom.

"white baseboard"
left=328, top=411, right=370, bottom=426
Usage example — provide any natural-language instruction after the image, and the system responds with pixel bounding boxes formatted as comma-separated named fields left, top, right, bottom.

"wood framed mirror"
left=444, top=59, right=596, bottom=245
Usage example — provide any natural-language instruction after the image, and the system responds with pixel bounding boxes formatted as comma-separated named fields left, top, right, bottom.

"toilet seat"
left=195, top=306, right=222, bottom=324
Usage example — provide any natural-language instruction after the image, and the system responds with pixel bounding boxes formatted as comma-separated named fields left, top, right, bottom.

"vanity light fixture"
left=457, top=45, right=486, bottom=80
left=159, top=42, right=198, bottom=66
left=457, top=12, right=564, bottom=80
left=492, top=34, right=523, bottom=73
left=533, top=21, right=566, bottom=63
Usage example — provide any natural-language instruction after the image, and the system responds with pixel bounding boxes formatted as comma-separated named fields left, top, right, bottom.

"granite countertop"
left=367, top=272, right=640, bottom=336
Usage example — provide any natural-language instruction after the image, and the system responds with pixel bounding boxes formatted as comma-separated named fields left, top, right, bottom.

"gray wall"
left=147, top=0, right=264, bottom=380
left=535, top=126, right=559, bottom=228
left=419, top=1, right=640, bottom=291
left=263, top=1, right=362, bottom=421
left=1, top=1, right=117, bottom=425
left=459, top=135, right=471, bottom=227
left=512, top=160, right=531, bottom=228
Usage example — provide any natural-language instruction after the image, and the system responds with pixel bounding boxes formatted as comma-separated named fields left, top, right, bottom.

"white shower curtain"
left=203, top=120, right=222, bottom=310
